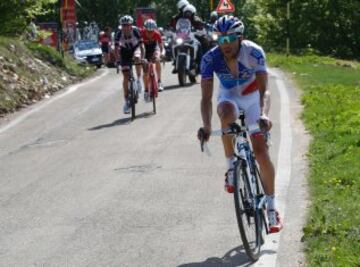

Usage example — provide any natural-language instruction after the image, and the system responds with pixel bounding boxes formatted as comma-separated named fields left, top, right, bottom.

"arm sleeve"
left=193, top=16, right=205, bottom=30
left=114, top=31, right=121, bottom=46
left=133, top=27, right=143, bottom=43
left=249, top=47, right=267, bottom=73
left=170, top=16, right=177, bottom=30
left=201, top=52, right=214, bottom=80
left=155, top=31, right=163, bottom=44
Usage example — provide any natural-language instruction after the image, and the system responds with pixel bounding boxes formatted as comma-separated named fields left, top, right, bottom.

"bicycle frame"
left=127, top=61, right=141, bottom=120
left=198, top=110, right=270, bottom=260
left=231, top=112, right=269, bottom=235
left=145, top=59, right=158, bottom=98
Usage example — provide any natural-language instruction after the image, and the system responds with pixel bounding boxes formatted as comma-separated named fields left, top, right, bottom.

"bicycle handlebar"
left=198, top=122, right=250, bottom=153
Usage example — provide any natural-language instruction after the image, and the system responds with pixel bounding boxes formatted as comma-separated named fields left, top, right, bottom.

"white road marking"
left=253, top=69, right=293, bottom=266
left=0, top=69, right=109, bottom=135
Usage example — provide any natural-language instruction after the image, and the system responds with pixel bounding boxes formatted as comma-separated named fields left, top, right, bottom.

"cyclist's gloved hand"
left=259, top=115, right=272, bottom=132
left=197, top=126, right=211, bottom=142
left=133, top=57, right=142, bottom=64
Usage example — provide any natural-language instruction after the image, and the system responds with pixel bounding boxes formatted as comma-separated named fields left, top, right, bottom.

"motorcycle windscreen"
left=175, top=18, right=192, bottom=40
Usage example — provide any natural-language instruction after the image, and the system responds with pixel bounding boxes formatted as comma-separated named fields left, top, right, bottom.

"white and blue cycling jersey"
left=200, top=40, right=267, bottom=96
left=201, top=40, right=268, bottom=132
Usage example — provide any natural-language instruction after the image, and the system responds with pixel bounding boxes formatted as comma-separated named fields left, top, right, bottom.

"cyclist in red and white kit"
left=141, top=19, right=165, bottom=102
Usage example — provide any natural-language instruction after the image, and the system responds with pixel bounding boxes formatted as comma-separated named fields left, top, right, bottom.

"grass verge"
left=26, top=42, right=93, bottom=78
left=268, top=54, right=360, bottom=266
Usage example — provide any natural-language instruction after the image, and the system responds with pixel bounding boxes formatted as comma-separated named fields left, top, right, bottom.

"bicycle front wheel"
left=150, top=73, right=157, bottom=114
left=130, top=81, right=136, bottom=120
left=233, top=160, right=262, bottom=261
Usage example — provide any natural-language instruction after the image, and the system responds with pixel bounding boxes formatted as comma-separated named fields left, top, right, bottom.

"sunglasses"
left=217, top=34, right=238, bottom=45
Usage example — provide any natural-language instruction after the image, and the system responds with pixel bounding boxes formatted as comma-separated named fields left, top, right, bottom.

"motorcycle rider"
left=115, top=15, right=145, bottom=114
left=169, top=0, right=190, bottom=28
left=204, top=11, right=219, bottom=51
left=209, top=11, right=218, bottom=25
left=170, top=3, right=205, bottom=74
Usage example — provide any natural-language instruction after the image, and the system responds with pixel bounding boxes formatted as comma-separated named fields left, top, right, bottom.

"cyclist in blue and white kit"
left=199, top=15, right=283, bottom=233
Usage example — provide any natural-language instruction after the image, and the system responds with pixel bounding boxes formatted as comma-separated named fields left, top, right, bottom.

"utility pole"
left=286, top=1, right=290, bottom=56
left=210, top=0, right=213, bottom=12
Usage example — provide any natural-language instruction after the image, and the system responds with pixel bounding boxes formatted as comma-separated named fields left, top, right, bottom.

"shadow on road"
left=88, top=112, right=155, bottom=131
left=177, top=245, right=276, bottom=267
left=164, top=82, right=196, bottom=91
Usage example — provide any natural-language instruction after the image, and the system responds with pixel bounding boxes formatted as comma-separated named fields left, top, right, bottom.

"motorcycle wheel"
left=177, top=56, right=187, bottom=87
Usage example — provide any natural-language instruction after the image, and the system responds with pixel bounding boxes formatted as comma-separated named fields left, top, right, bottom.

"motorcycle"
left=172, top=18, right=199, bottom=86
left=204, top=23, right=218, bottom=52
left=162, top=34, right=173, bottom=61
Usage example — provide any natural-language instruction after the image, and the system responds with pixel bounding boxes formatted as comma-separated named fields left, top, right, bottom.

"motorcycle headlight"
left=176, top=38, right=184, bottom=45
left=164, top=42, right=169, bottom=46
left=212, top=33, right=218, bottom=41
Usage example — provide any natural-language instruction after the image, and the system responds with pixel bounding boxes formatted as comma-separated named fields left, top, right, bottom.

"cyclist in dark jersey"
left=115, top=15, right=144, bottom=114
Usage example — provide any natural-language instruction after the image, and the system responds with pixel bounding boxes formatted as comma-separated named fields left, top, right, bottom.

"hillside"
left=0, top=37, right=94, bottom=116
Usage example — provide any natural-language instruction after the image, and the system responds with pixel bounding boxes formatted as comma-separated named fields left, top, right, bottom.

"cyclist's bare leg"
left=217, top=102, right=237, bottom=158
left=250, top=135, right=275, bottom=195
left=134, top=57, right=142, bottom=79
left=122, top=70, right=130, bottom=99
left=155, top=60, right=161, bottom=82
left=143, top=74, right=149, bottom=91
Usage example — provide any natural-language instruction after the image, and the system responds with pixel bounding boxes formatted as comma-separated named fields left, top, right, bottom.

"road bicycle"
left=127, top=61, right=143, bottom=120
left=198, top=110, right=270, bottom=261
left=143, top=58, right=158, bottom=114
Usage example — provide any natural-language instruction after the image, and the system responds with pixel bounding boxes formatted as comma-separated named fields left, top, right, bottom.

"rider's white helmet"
left=120, top=15, right=134, bottom=25
left=183, top=4, right=196, bottom=15
left=144, top=19, right=157, bottom=31
left=177, top=0, right=189, bottom=11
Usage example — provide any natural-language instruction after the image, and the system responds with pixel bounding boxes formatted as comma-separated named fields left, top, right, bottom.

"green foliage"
left=1, top=0, right=359, bottom=58
left=0, top=0, right=57, bottom=35
left=74, top=0, right=213, bottom=29
left=268, top=53, right=360, bottom=266
left=239, top=0, right=360, bottom=59
left=26, top=42, right=93, bottom=77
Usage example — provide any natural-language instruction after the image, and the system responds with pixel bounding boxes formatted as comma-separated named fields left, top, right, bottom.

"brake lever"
left=198, top=128, right=205, bottom=152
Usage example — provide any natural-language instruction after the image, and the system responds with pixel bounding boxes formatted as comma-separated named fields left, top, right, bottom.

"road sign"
left=216, top=0, right=235, bottom=14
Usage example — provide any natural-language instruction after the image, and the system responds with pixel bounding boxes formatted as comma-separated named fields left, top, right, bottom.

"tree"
left=0, top=0, right=57, bottom=35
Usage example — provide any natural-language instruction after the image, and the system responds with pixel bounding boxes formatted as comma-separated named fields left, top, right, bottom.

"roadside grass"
left=26, top=42, right=94, bottom=77
left=268, top=54, right=360, bottom=266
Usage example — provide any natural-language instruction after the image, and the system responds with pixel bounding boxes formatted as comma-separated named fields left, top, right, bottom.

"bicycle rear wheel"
left=233, top=160, right=262, bottom=261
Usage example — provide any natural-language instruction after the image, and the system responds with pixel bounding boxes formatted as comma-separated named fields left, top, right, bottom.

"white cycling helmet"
left=177, top=0, right=189, bottom=11
left=120, top=15, right=134, bottom=25
left=214, top=15, right=245, bottom=36
left=210, top=11, right=218, bottom=19
left=144, top=19, right=157, bottom=31
left=183, top=4, right=196, bottom=15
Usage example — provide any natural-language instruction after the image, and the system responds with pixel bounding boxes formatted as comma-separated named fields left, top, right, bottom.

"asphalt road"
left=0, top=64, right=308, bottom=267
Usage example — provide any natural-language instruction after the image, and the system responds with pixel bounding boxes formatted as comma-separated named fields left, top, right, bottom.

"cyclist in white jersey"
left=199, top=15, right=283, bottom=233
